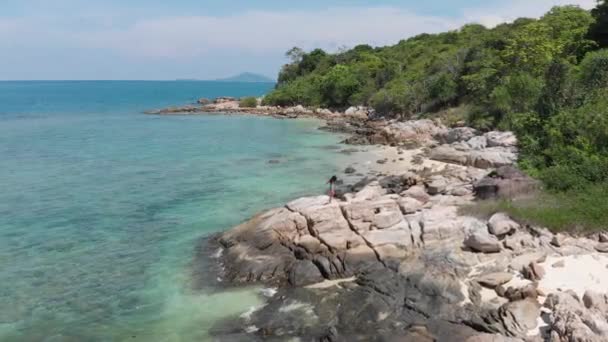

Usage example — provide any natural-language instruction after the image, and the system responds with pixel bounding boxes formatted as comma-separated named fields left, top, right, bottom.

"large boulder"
left=474, top=166, right=540, bottom=200
left=349, top=181, right=386, bottom=202
left=476, top=272, right=514, bottom=288
left=315, top=108, right=334, bottom=116
left=427, top=175, right=449, bottom=195
left=402, top=185, right=431, bottom=203
left=285, top=104, right=312, bottom=115
left=429, top=145, right=517, bottom=169
left=499, top=299, right=541, bottom=337
left=344, top=106, right=369, bottom=119
left=218, top=208, right=305, bottom=284
left=488, top=213, right=520, bottom=237
left=421, top=206, right=469, bottom=244
left=467, top=136, right=488, bottom=150
left=485, top=131, right=517, bottom=148
left=522, top=262, right=545, bottom=281
left=429, top=145, right=469, bottom=166
left=437, top=127, right=478, bottom=144
left=469, top=149, right=518, bottom=169
left=398, top=197, right=423, bottom=214
left=480, top=299, right=541, bottom=338
left=582, top=290, right=608, bottom=312
left=289, top=260, right=325, bottom=286
left=545, top=292, right=608, bottom=341
left=381, top=119, right=448, bottom=146
left=464, top=228, right=502, bottom=253
left=595, top=243, right=608, bottom=253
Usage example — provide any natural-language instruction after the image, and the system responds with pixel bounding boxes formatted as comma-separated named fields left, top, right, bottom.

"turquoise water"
left=0, top=81, right=350, bottom=341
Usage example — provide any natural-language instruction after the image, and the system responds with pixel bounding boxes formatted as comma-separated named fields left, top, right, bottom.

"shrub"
left=465, top=107, right=495, bottom=131
left=239, top=97, right=258, bottom=108
left=263, top=75, right=323, bottom=107
left=427, top=72, right=458, bottom=106
left=370, top=82, right=415, bottom=118
left=490, top=73, right=543, bottom=114
left=536, top=59, right=576, bottom=117
left=579, top=49, right=608, bottom=90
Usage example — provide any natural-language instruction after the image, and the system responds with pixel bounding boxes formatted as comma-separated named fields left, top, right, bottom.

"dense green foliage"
left=266, top=3, right=608, bottom=194
left=588, top=0, right=608, bottom=48
left=239, top=96, right=258, bottom=108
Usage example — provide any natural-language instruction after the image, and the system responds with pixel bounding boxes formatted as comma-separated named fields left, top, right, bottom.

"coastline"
left=149, top=96, right=608, bottom=341
left=181, top=109, right=608, bottom=341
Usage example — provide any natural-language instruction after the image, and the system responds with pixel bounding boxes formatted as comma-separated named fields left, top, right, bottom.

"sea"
left=0, top=81, right=355, bottom=341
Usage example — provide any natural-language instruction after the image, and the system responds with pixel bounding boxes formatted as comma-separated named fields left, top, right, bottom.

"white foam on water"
left=212, top=248, right=223, bottom=259
left=260, top=287, right=277, bottom=298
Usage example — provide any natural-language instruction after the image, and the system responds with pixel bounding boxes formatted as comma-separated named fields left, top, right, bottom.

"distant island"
left=215, top=72, right=275, bottom=83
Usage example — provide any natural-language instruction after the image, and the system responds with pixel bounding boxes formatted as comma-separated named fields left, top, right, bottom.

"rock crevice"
left=206, top=120, right=608, bottom=342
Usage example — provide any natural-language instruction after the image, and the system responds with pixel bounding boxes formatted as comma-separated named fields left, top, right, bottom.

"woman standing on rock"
left=327, top=175, right=338, bottom=201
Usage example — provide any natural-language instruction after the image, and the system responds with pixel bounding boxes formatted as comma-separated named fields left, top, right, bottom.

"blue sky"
left=0, top=0, right=595, bottom=80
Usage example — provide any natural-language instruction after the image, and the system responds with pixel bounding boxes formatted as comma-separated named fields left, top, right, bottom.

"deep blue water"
left=0, top=81, right=350, bottom=341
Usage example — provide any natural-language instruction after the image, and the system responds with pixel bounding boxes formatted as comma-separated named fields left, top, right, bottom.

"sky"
left=0, top=0, right=596, bottom=80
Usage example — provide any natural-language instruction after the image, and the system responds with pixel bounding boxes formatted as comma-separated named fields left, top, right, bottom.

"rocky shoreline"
left=191, top=117, right=608, bottom=341
left=153, top=97, right=608, bottom=341
left=144, top=97, right=369, bottom=120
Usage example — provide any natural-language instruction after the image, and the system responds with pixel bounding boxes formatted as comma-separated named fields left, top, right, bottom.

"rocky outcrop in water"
left=144, top=98, right=371, bottom=122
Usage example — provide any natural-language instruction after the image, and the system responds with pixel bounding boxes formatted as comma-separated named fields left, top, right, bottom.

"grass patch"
left=461, top=183, right=608, bottom=234
left=239, top=97, right=258, bottom=108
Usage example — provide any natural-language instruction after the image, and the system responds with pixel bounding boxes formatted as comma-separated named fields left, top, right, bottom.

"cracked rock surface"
left=202, top=122, right=608, bottom=342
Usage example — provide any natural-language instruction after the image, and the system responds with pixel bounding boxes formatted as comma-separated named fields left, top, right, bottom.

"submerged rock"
left=344, top=166, right=356, bottom=174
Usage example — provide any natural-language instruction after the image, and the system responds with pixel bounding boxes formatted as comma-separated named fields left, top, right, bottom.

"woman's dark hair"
left=329, top=175, right=338, bottom=183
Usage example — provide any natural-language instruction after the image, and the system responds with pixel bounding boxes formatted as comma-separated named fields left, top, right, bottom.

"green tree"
left=539, top=91, right=608, bottom=189
left=299, top=49, right=329, bottom=75
left=285, top=47, right=305, bottom=63
left=588, top=0, right=608, bottom=48
left=541, top=6, right=596, bottom=61
left=427, top=72, right=458, bottom=106
left=579, top=49, right=608, bottom=90
left=502, top=21, right=560, bottom=75
left=370, top=80, right=416, bottom=118
left=319, top=65, right=361, bottom=108
left=490, top=73, right=543, bottom=115
left=536, top=59, right=575, bottom=118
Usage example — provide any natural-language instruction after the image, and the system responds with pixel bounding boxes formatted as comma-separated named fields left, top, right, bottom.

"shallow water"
left=0, top=81, right=352, bottom=341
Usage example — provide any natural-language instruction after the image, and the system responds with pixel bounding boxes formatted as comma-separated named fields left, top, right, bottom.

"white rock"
left=488, top=213, right=520, bottom=236
left=485, top=131, right=517, bottom=148
left=467, top=136, right=488, bottom=150
left=398, top=197, right=423, bottom=214
left=464, top=228, right=502, bottom=253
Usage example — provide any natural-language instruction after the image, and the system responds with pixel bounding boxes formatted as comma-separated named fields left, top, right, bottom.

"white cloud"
left=0, top=0, right=598, bottom=79
left=462, top=0, right=596, bottom=27
left=73, top=8, right=461, bottom=58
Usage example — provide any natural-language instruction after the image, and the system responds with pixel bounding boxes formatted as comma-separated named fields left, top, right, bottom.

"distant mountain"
left=215, top=72, right=275, bottom=83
